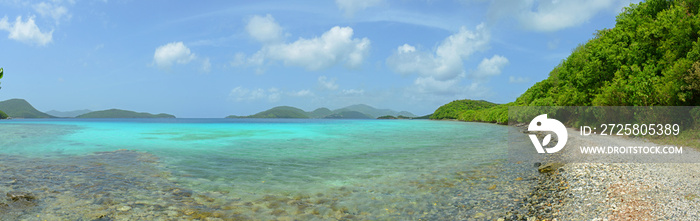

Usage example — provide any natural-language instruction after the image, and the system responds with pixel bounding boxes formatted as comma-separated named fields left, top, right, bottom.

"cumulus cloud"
left=33, top=2, right=70, bottom=24
left=0, top=16, right=53, bottom=46
left=335, top=0, right=383, bottom=17
left=387, top=24, right=489, bottom=94
left=238, top=15, right=370, bottom=71
left=246, top=14, right=283, bottom=43
left=318, top=76, right=339, bottom=90
left=153, top=42, right=196, bottom=69
left=474, top=55, right=508, bottom=78
left=230, top=87, right=312, bottom=102
left=489, top=0, right=624, bottom=32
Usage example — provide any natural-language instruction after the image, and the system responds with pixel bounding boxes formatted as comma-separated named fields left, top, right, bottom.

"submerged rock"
left=537, top=162, right=564, bottom=173
left=6, top=192, right=35, bottom=201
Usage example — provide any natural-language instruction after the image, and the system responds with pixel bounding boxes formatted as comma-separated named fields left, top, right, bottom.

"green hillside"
left=323, top=111, right=372, bottom=119
left=231, top=106, right=310, bottom=118
left=77, top=109, right=175, bottom=118
left=431, top=100, right=497, bottom=120
left=0, top=99, right=55, bottom=118
left=308, top=108, right=332, bottom=118
left=334, top=104, right=416, bottom=118
left=433, top=0, right=700, bottom=124
left=517, top=0, right=700, bottom=107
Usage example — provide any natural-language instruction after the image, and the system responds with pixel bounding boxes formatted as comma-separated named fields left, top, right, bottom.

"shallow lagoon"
left=0, top=119, right=535, bottom=220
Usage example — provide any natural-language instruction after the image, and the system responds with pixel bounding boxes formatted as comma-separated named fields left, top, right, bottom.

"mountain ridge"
left=226, top=104, right=416, bottom=119
left=76, top=109, right=176, bottom=118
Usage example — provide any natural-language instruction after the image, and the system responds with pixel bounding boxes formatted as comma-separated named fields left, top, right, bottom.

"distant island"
left=377, top=115, right=413, bottom=119
left=76, top=109, right=176, bottom=118
left=0, top=98, right=55, bottom=119
left=226, top=104, right=417, bottom=119
left=0, top=99, right=175, bottom=119
left=46, top=109, right=92, bottom=118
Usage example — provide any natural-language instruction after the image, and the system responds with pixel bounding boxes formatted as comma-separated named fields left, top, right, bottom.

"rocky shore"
left=519, top=127, right=700, bottom=220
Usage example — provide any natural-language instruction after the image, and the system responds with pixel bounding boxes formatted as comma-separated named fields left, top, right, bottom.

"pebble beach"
left=522, top=127, right=700, bottom=220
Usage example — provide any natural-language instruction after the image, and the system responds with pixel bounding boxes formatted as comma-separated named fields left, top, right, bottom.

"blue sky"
left=0, top=0, right=639, bottom=117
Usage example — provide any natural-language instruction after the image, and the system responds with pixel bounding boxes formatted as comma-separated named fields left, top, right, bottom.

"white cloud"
left=318, top=76, right=339, bottom=90
left=201, top=57, right=211, bottom=73
left=387, top=23, right=489, bottom=94
left=246, top=14, right=283, bottom=43
left=341, top=89, right=364, bottom=95
left=335, top=0, right=383, bottom=17
left=0, top=16, right=53, bottom=46
left=33, top=2, right=70, bottom=24
left=474, top=55, right=508, bottom=78
left=489, top=0, right=624, bottom=32
left=153, top=42, right=196, bottom=69
left=238, top=15, right=371, bottom=71
left=509, top=76, right=529, bottom=83
left=413, top=75, right=465, bottom=95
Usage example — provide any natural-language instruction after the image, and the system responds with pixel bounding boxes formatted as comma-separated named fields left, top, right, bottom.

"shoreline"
left=519, top=127, right=700, bottom=220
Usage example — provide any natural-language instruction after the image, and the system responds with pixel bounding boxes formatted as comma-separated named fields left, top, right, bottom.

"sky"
left=0, top=0, right=641, bottom=118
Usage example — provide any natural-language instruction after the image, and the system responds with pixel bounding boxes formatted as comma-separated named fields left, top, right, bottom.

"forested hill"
left=432, top=0, right=700, bottom=124
left=518, top=0, right=700, bottom=106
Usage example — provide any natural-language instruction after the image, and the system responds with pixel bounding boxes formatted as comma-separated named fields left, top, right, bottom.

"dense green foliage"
left=377, top=115, right=397, bottom=119
left=430, top=100, right=507, bottom=123
left=77, top=109, right=175, bottom=118
left=517, top=0, right=700, bottom=106
left=0, top=99, right=55, bottom=118
left=323, top=111, right=372, bottom=119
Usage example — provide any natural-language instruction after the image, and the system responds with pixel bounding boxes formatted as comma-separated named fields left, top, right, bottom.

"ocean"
left=0, top=119, right=535, bottom=220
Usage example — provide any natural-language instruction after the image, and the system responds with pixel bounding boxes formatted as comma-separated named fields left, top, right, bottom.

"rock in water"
left=117, top=205, right=132, bottom=212
left=537, top=162, right=564, bottom=173
left=6, top=192, right=35, bottom=201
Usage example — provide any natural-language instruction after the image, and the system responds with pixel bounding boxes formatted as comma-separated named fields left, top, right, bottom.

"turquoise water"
left=0, top=119, right=533, bottom=220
